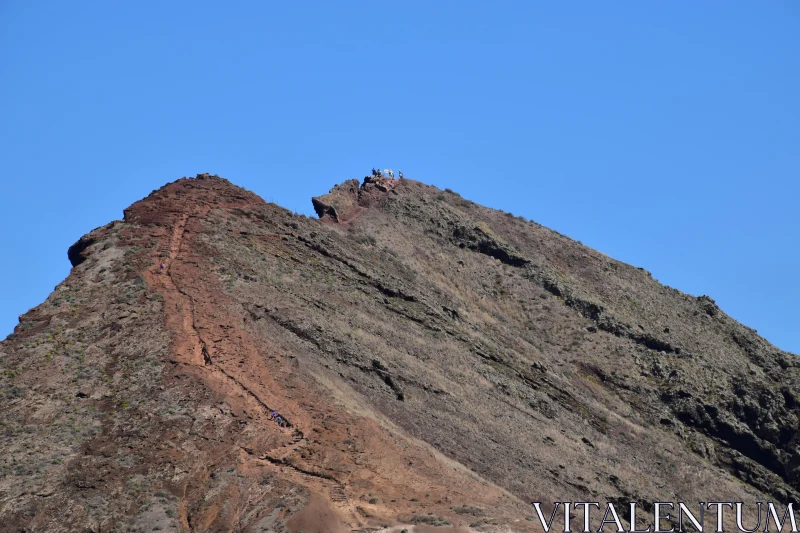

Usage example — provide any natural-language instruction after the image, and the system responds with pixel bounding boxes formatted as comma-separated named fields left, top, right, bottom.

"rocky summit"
left=1, top=174, right=798, bottom=533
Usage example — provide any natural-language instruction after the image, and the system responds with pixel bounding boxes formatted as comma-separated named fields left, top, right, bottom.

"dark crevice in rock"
left=366, top=360, right=405, bottom=401
left=376, top=286, right=416, bottom=302
left=382, top=302, right=441, bottom=332
left=247, top=304, right=330, bottom=355
left=632, top=334, right=676, bottom=354
left=471, top=241, right=529, bottom=267
left=661, top=389, right=799, bottom=497
left=564, top=297, right=603, bottom=321
left=201, top=345, right=212, bottom=366
left=311, top=198, right=339, bottom=222
left=297, top=235, right=420, bottom=304
left=542, top=276, right=680, bottom=356
left=451, top=225, right=529, bottom=268
left=67, top=236, right=96, bottom=267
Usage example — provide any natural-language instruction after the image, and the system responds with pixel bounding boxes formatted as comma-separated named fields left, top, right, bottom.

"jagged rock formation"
left=0, top=173, right=797, bottom=532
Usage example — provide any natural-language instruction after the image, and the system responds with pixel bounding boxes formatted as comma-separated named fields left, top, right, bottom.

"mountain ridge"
left=1, top=173, right=797, bottom=532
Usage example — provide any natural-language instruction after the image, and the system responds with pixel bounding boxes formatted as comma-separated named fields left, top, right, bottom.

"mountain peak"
left=2, top=173, right=798, bottom=531
left=123, top=173, right=266, bottom=226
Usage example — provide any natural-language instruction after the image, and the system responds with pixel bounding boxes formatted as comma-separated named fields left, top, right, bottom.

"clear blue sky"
left=1, top=2, right=798, bottom=354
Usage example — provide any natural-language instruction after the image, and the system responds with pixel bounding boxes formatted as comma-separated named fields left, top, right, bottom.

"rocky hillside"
left=0, top=174, right=797, bottom=533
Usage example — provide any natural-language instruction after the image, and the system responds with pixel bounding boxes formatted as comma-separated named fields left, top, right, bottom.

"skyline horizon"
left=5, top=169, right=797, bottom=357
left=1, top=2, right=797, bottom=354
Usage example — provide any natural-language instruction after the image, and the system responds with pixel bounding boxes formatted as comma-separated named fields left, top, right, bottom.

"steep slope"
left=0, top=174, right=797, bottom=533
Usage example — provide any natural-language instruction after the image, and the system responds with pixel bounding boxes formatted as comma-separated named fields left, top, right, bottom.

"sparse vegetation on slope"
left=0, top=173, right=797, bottom=532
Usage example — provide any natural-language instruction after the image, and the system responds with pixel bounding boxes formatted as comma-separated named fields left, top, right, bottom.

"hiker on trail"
left=398, top=170, right=404, bottom=179
left=160, top=261, right=165, bottom=272
left=275, top=415, right=283, bottom=427
left=371, top=168, right=377, bottom=176
left=388, top=169, right=394, bottom=179
left=270, top=410, right=277, bottom=420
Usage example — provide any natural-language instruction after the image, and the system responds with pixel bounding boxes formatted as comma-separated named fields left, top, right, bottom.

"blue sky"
left=1, top=2, right=798, bottom=354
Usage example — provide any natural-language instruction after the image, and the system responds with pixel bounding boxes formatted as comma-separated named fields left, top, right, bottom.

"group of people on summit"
left=371, top=168, right=403, bottom=179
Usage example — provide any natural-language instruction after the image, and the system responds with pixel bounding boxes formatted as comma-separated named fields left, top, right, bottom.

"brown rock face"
left=312, top=176, right=400, bottom=223
left=1, top=174, right=798, bottom=532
